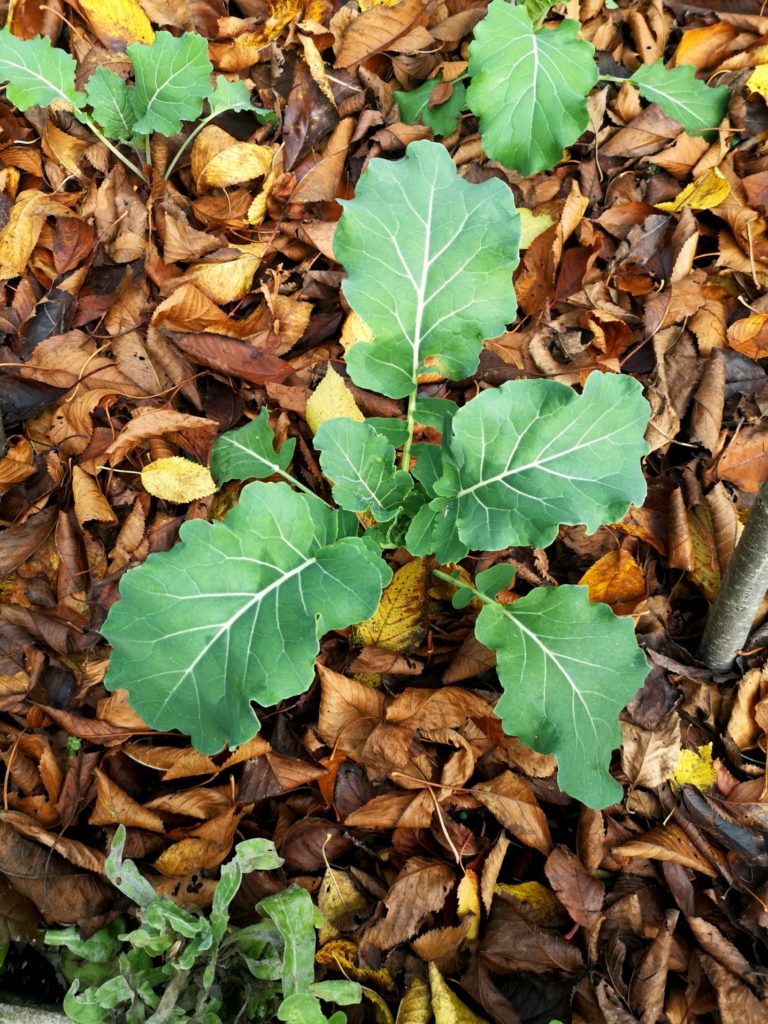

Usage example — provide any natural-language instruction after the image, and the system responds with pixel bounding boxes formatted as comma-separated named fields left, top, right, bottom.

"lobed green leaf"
left=127, top=31, right=212, bottom=137
left=467, top=1, right=598, bottom=175
left=629, top=61, right=730, bottom=139
left=210, top=408, right=295, bottom=485
left=101, top=483, right=391, bottom=753
left=335, top=139, right=520, bottom=399
left=394, top=75, right=467, bottom=136
left=0, top=29, right=85, bottom=112
left=86, top=68, right=138, bottom=143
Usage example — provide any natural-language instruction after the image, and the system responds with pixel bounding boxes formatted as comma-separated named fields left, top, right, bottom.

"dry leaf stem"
left=699, top=477, right=768, bottom=671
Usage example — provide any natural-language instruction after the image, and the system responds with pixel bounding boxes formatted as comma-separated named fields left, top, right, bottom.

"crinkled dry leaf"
left=613, top=822, right=718, bottom=876
left=396, top=976, right=431, bottom=1024
left=620, top=714, right=681, bottom=789
left=89, top=768, right=165, bottom=833
left=317, top=663, right=385, bottom=758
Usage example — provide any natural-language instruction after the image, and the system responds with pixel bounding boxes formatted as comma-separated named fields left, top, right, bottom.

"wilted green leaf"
left=101, top=483, right=390, bottom=753
left=86, top=67, right=138, bottom=142
left=128, top=30, right=212, bottom=136
left=314, top=418, right=413, bottom=521
left=394, top=75, right=467, bottom=136
left=467, top=1, right=598, bottom=174
left=0, top=29, right=84, bottom=112
left=335, top=139, right=520, bottom=399
left=412, top=374, right=649, bottom=558
left=629, top=61, right=730, bottom=138
left=477, top=583, right=648, bottom=807
left=210, top=408, right=296, bottom=485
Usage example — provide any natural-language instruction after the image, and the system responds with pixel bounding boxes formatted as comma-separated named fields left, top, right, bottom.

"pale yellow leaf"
left=188, top=250, right=264, bottom=304
left=429, top=962, right=488, bottom=1024
left=351, top=557, right=430, bottom=654
left=0, top=190, right=75, bottom=279
left=141, top=457, right=217, bottom=503
left=340, top=309, right=374, bottom=353
left=396, top=977, right=431, bottom=1024
left=77, top=0, right=155, bottom=48
left=359, top=0, right=400, bottom=8
left=747, top=64, right=768, bottom=99
left=456, top=868, right=480, bottom=941
left=519, top=208, right=553, bottom=249
left=494, top=881, right=568, bottom=926
left=305, top=365, right=364, bottom=434
left=670, top=743, right=716, bottom=793
left=191, top=126, right=274, bottom=192
left=655, top=168, right=731, bottom=212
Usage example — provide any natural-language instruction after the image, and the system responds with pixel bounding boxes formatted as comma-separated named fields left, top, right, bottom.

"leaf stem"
left=85, top=119, right=149, bottom=184
left=164, top=110, right=217, bottom=180
left=400, top=388, right=418, bottom=471
left=598, top=74, right=631, bottom=85
left=433, top=569, right=493, bottom=606
left=275, top=466, right=326, bottom=502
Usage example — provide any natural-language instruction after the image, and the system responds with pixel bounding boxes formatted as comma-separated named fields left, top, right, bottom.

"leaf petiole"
left=83, top=118, right=148, bottom=183
left=399, top=389, right=418, bottom=470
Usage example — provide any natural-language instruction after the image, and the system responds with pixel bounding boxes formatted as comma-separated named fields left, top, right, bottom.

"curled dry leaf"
left=72, top=466, right=117, bottom=526
left=316, top=663, right=385, bottom=758
left=104, top=409, right=219, bottom=465
left=613, top=822, right=718, bottom=876
left=89, top=767, right=165, bottom=833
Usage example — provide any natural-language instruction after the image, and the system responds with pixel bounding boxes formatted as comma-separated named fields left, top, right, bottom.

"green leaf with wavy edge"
left=127, top=30, right=212, bottom=136
left=408, top=374, right=649, bottom=559
left=208, top=73, right=277, bottom=125
left=257, top=887, right=316, bottom=998
left=210, top=408, right=295, bottom=484
left=314, top=419, right=413, bottom=522
left=476, top=583, right=648, bottom=807
left=466, top=1, right=598, bottom=175
left=86, top=68, right=138, bottom=142
left=335, top=139, right=520, bottom=399
left=0, top=29, right=85, bottom=112
left=629, top=61, right=730, bottom=139
left=101, top=482, right=391, bottom=754
left=394, top=75, right=467, bottom=136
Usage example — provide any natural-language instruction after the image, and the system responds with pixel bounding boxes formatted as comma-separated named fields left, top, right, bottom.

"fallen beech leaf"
left=699, top=954, right=768, bottom=1024
left=411, top=917, right=474, bottom=967
left=191, top=125, right=274, bottom=191
left=122, top=736, right=270, bottom=779
left=89, top=768, right=165, bottom=833
left=613, top=822, right=717, bottom=876
left=335, top=0, right=427, bottom=69
left=141, top=456, right=217, bottom=503
left=719, top=425, right=768, bottom=492
left=0, top=439, right=37, bottom=495
left=0, top=189, right=75, bottom=279
left=472, top=772, right=551, bottom=855
left=153, top=804, right=249, bottom=876
left=345, top=790, right=434, bottom=829
left=171, top=332, right=293, bottom=385
left=544, top=846, right=604, bottom=928
left=340, top=310, right=374, bottom=353
left=519, top=208, right=554, bottom=249
left=317, top=663, right=385, bottom=758
left=578, top=549, right=645, bottom=607
left=306, top=365, right=365, bottom=434
left=318, top=867, right=367, bottom=940
left=655, top=168, right=731, bottom=212
left=428, top=962, right=489, bottom=1024
left=104, top=409, right=219, bottom=465
left=670, top=743, right=716, bottom=793
left=456, top=869, right=480, bottom=941
left=366, top=858, right=454, bottom=949
left=144, top=786, right=234, bottom=820
left=628, top=909, right=678, bottom=1024
left=620, top=714, right=681, bottom=789
left=727, top=313, right=768, bottom=359
left=352, top=558, right=431, bottom=654
left=209, top=0, right=322, bottom=71
left=77, top=0, right=155, bottom=49
left=481, top=892, right=583, bottom=974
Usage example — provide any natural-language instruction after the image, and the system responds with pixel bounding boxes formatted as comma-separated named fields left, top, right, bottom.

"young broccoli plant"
left=0, top=29, right=274, bottom=184
left=397, top=0, right=731, bottom=176
left=101, top=140, right=651, bottom=810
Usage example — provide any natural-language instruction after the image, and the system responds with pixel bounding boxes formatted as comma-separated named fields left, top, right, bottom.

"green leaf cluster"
left=101, top=139, right=652, bottom=809
left=0, top=29, right=275, bottom=183
left=45, top=827, right=360, bottom=1024
left=395, top=0, right=730, bottom=175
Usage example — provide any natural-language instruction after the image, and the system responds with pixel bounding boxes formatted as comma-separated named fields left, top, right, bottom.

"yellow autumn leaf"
left=188, top=249, right=265, bottom=305
left=340, top=309, right=374, bottom=353
left=429, top=963, right=488, bottom=1024
left=247, top=168, right=278, bottom=227
left=191, top=126, right=274, bottom=192
left=670, top=743, right=716, bottom=793
left=518, top=208, right=553, bottom=249
left=396, top=977, right=431, bottom=1024
left=141, top=457, right=217, bottom=503
left=0, top=190, right=75, bottom=279
left=747, top=64, right=768, bottom=100
left=77, top=0, right=155, bottom=49
left=655, top=168, right=731, bottom=212
left=578, top=549, right=645, bottom=606
left=363, top=986, right=396, bottom=1024
left=316, top=939, right=395, bottom=993
left=359, top=0, right=400, bottom=8
left=456, top=869, right=481, bottom=941
left=351, top=558, right=430, bottom=654
left=318, top=867, right=367, bottom=943
left=306, top=366, right=364, bottom=434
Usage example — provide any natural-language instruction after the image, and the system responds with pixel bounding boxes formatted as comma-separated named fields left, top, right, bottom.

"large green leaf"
left=210, top=408, right=296, bottom=485
left=476, top=584, right=648, bottom=807
left=409, top=374, right=649, bottom=558
left=335, top=139, right=520, bottom=399
left=629, top=62, right=730, bottom=139
left=466, top=1, right=598, bottom=175
left=0, top=29, right=84, bottom=112
left=86, top=68, right=138, bottom=143
left=127, top=31, right=212, bottom=137
left=314, top=418, right=413, bottom=522
left=101, top=483, right=390, bottom=753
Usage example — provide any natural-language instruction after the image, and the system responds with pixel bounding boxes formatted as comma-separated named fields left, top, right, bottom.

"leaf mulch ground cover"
left=1, top=0, right=768, bottom=1021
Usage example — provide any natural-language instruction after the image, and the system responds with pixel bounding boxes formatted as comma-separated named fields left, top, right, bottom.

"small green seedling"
left=397, top=0, right=731, bottom=175
left=101, top=139, right=652, bottom=809
left=45, top=826, right=360, bottom=1024
left=0, top=29, right=275, bottom=184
